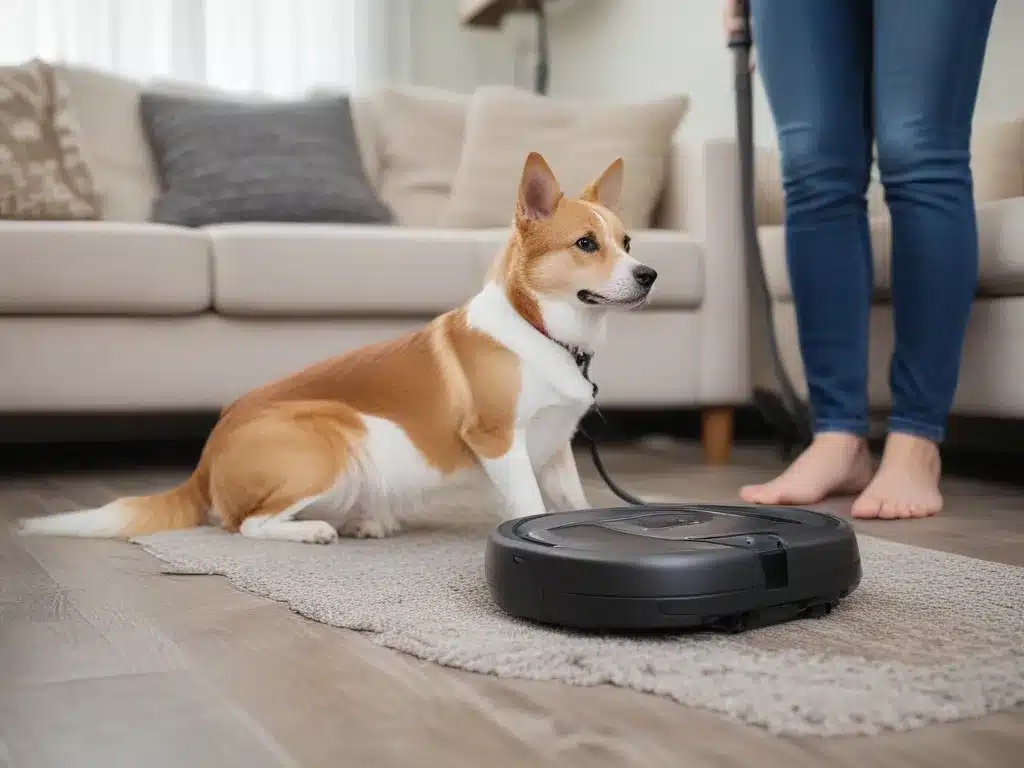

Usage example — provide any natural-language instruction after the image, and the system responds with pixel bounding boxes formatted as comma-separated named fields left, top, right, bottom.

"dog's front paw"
left=300, top=520, right=339, bottom=544
left=348, top=518, right=394, bottom=539
left=338, top=513, right=399, bottom=539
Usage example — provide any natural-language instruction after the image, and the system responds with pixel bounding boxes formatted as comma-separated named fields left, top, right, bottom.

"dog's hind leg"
left=209, top=401, right=365, bottom=544
left=239, top=497, right=340, bottom=544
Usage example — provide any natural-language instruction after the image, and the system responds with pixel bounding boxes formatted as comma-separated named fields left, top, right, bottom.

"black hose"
left=587, top=0, right=812, bottom=506
left=728, top=0, right=813, bottom=455
left=586, top=434, right=647, bottom=505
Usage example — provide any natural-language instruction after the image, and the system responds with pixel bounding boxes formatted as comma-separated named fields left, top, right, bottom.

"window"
left=0, top=0, right=368, bottom=96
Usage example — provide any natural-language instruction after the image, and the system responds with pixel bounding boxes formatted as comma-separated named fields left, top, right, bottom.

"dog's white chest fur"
left=467, top=282, right=597, bottom=402
left=519, top=376, right=593, bottom=470
left=467, top=280, right=596, bottom=468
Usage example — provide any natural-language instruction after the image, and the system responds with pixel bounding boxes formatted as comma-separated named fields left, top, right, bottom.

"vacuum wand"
left=727, top=0, right=814, bottom=455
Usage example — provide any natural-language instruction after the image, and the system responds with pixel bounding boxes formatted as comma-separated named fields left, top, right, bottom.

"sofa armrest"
left=971, top=118, right=1024, bottom=203
left=657, top=138, right=752, bottom=406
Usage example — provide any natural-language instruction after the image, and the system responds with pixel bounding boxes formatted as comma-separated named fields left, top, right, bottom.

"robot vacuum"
left=485, top=503, right=861, bottom=633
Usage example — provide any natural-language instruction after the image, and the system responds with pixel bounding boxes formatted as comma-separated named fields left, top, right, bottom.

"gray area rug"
left=134, top=502, right=1024, bottom=738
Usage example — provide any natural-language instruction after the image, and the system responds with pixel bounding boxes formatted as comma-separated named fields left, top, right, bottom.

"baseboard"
left=2, top=406, right=1018, bottom=448
left=1, top=407, right=1021, bottom=485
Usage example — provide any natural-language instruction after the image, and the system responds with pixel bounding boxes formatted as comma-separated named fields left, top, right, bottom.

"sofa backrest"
left=57, top=63, right=383, bottom=223
left=753, top=117, right=1024, bottom=227
left=55, top=63, right=691, bottom=230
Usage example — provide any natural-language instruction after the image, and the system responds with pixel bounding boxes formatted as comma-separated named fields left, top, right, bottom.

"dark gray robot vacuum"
left=486, top=504, right=860, bottom=632
left=485, top=2, right=861, bottom=633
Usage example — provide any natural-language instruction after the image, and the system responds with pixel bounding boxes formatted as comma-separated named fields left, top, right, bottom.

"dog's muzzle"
left=577, top=264, right=658, bottom=306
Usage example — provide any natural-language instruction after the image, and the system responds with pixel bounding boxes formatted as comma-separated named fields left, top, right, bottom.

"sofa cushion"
left=208, top=224, right=495, bottom=316
left=372, top=85, right=470, bottom=227
left=139, top=91, right=392, bottom=228
left=57, top=64, right=162, bottom=222
left=0, top=221, right=211, bottom=314
left=209, top=224, right=704, bottom=317
left=0, top=59, right=101, bottom=220
left=440, top=86, right=689, bottom=230
left=761, top=196, right=1024, bottom=302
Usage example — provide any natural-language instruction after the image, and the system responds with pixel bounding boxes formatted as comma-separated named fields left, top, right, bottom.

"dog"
left=16, top=152, right=657, bottom=544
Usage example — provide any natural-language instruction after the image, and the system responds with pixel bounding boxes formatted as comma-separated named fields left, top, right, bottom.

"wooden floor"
left=1, top=440, right=1022, bottom=768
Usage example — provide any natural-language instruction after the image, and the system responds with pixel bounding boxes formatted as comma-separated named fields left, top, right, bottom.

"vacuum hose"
left=727, top=0, right=813, bottom=458
left=585, top=0, right=812, bottom=506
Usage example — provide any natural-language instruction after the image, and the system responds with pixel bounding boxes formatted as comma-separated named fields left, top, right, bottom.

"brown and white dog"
left=17, top=152, right=657, bottom=544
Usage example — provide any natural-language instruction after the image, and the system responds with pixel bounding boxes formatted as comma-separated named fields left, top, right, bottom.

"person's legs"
left=852, top=0, right=997, bottom=519
left=741, top=0, right=875, bottom=505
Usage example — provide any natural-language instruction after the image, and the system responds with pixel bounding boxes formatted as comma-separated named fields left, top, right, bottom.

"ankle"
left=811, top=431, right=867, bottom=450
left=881, top=432, right=941, bottom=469
left=884, top=431, right=940, bottom=454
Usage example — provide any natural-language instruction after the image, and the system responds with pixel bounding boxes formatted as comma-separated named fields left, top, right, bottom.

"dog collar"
left=549, top=337, right=598, bottom=398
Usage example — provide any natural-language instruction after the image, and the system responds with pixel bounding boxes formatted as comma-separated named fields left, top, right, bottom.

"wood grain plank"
left=0, top=672, right=297, bottom=768
left=809, top=709, right=1024, bottom=768
left=12, top=536, right=191, bottom=681
left=0, top=489, right=65, bottom=602
left=425, top=667, right=824, bottom=768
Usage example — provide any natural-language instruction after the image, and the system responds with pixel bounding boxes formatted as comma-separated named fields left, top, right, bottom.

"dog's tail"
left=16, top=472, right=209, bottom=539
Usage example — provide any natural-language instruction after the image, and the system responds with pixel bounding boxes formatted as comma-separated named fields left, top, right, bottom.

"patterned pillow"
left=0, top=58, right=102, bottom=220
left=139, top=91, right=393, bottom=227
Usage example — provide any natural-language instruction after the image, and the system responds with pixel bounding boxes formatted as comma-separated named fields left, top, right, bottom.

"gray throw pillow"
left=139, top=91, right=393, bottom=227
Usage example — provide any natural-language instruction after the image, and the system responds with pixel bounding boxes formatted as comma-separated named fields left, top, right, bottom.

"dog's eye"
left=574, top=236, right=599, bottom=253
left=622, top=235, right=631, bottom=253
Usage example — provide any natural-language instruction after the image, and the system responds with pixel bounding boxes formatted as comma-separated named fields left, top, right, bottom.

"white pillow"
left=372, top=85, right=470, bottom=227
left=439, top=86, right=689, bottom=229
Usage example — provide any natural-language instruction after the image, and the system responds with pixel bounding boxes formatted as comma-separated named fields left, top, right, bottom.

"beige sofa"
left=0, top=65, right=751, bottom=462
left=750, top=119, right=1024, bottom=422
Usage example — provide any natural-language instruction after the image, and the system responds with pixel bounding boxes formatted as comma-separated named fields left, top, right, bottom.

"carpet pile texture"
left=135, top=501, right=1024, bottom=738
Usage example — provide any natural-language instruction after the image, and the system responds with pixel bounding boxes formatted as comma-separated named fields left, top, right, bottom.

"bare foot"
left=740, top=431, right=873, bottom=506
left=851, top=432, right=942, bottom=519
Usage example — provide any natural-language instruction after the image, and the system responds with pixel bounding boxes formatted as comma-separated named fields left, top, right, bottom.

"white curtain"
left=0, top=0, right=391, bottom=96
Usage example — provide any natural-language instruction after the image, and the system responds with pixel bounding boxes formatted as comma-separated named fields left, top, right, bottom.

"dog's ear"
left=517, top=152, right=563, bottom=222
left=582, top=157, right=624, bottom=211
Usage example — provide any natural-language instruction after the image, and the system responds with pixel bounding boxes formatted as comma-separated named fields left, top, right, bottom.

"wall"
left=545, top=0, right=1024, bottom=143
left=399, top=0, right=584, bottom=94
left=401, top=0, right=521, bottom=91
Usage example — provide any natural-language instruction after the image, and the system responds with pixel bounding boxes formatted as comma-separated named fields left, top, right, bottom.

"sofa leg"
left=701, top=407, right=733, bottom=465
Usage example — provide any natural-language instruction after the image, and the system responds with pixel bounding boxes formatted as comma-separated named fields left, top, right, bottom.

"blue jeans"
left=750, top=0, right=996, bottom=443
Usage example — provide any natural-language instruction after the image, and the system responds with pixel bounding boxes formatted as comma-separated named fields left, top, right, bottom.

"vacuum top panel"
left=510, top=503, right=842, bottom=557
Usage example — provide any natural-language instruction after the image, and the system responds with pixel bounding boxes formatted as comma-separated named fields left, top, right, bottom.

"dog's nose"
left=632, top=265, right=658, bottom=288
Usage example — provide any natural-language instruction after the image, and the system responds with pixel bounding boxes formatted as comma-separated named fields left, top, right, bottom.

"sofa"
left=0, top=62, right=751, bottom=463
left=750, top=119, right=1024, bottom=422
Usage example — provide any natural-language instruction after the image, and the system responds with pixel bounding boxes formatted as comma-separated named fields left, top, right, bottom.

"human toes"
left=878, top=497, right=913, bottom=520
left=851, top=489, right=884, bottom=519
left=740, top=483, right=778, bottom=504
left=911, top=500, right=939, bottom=518
left=853, top=483, right=942, bottom=520
left=913, top=491, right=942, bottom=518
